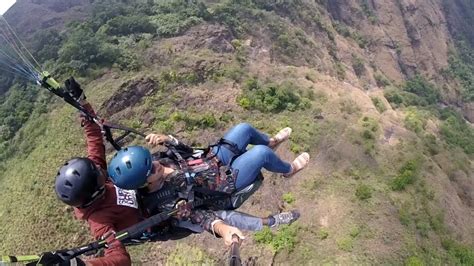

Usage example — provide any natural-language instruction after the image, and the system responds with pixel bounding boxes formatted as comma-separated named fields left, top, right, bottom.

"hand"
left=175, top=200, right=192, bottom=219
left=213, top=222, right=245, bottom=246
left=64, top=77, right=85, bottom=101
left=145, top=133, right=169, bottom=146
left=38, top=251, right=85, bottom=266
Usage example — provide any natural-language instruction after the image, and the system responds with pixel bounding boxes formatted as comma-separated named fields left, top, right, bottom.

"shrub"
left=171, top=112, right=218, bottom=130
left=237, top=79, right=311, bottom=113
left=276, top=33, right=298, bottom=56
left=355, top=184, right=372, bottom=200
left=333, top=22, right=351, bottom=37
left=340, top=98, right=361, bottom=114
left=58, top=26, right=120, bottom=72
left=403, top=76, right=440, bottom=105
left=0, top=85, right=38, bottom=142
left=391, top=160, right=421, bottom=191
left=405, top=256, right=424, bottom=266
left=371, top=97, right=387, bottom=113
left=305, top=72, right=317, bottom=82
left=103, top=15, right=156, bottom=36
left=362, top=116, right=379, bottom=132
left=423, top=134, right=440, bottom=155
left=152, top=14, right=203, bottom=37
left=351, top=55, right=365, bottom=77
left=440, top=115, right=474, bottom=154
left=335, top=62, right=346, bottom=80
left=360, top=0, right=378, bottom=23
left=359, top=116, right=379, bottom=154
left=385, top=77, right=439, bottom=108
left=384, top=89, right=404, bottom=107
left=337, top=237, right=354, bottom=252
left=32, top=29, right=63, bottom=61
left=374, top=73, right=391, bottom=87
left=385, top=88, right=427, bottom=108
left=442, top=239, right=474, bottom=265
left=317, top=228, right=329, bottom=240
left=221, top=65, right=246, bottom=82
left=398, top=202, right=411, bottom=226
left=282, top=192, right=295, bottom=204
left=445, top=42, right=474, bottom=101
left=352, top=31, right=369, bottom=48
left=404, top=108, right=427, bottom=134
left=254, top=225, right=298, bottom=252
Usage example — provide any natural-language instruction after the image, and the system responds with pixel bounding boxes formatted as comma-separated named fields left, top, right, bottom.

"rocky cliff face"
left=325, top=0, right=449, bottom=82
left=317, top=0, right=472, bottom=120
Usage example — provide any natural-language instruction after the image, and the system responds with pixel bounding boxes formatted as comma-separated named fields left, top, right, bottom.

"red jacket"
left=73, top=103, right=140, bottom=266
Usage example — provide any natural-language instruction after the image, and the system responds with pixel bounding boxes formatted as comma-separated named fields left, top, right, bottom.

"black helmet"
left=55, top=158, right=104, bottom=208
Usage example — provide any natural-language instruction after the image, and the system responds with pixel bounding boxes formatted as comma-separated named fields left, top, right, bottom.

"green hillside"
left=0, top=0, right=473, bottom=264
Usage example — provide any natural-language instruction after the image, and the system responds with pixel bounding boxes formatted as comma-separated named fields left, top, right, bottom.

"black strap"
left=29, top=209, right=177, bottom=265
left=208, top=138, right=243, bottom=166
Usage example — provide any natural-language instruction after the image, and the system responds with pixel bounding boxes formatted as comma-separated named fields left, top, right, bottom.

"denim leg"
left=215, top=210, right=263, bottom=231
left=213, top=123, right=270, bottom=165
left=232, top=145, right=291, bottom=189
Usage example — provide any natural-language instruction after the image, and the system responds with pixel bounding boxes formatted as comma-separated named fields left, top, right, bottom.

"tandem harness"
left=141, top=138, right=264, bottom=214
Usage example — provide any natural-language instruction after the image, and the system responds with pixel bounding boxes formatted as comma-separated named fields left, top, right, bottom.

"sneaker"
left=270, top=210, right=300, bottom=227
left=269, top=127, right=292, bottom=149
left=283, top=152, right=310, bottom=177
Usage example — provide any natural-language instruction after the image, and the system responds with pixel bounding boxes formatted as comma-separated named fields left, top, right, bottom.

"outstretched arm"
left=212, top=220, right=245, bottom=246
left=146, top=133, right=193, bottom=155
left=81, top=101, right=107, bottom=170
left=190, top=209, right=245, bottom=246
left=86, top=219, right=132, bottom=266
left=64, top=77, right=107, bottom=170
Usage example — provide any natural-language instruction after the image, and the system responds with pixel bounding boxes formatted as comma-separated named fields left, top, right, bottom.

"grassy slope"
left=0, top=1, right=473, bottom=265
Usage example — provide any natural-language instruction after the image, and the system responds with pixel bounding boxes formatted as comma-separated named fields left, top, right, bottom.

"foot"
left=270, top=210, right=300, bottom=228
left=269, top=127, right=292, bottom=149
left=283, top=152, right=310, bottom=177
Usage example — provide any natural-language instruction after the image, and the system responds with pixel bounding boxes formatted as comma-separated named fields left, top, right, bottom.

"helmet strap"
left=79, top=185, right=106, bottom=208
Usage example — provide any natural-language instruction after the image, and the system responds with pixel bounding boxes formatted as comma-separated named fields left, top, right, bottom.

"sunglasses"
left=140, top=162, right=163, bottom=189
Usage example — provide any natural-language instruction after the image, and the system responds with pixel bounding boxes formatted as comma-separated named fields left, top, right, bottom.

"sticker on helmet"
left=115, top=186, right=138, bottom=209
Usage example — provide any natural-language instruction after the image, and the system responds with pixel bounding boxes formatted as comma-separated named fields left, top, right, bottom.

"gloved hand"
left=38, top=251, right=85, bottom=266
left=64, top=77, right=86, bottom=101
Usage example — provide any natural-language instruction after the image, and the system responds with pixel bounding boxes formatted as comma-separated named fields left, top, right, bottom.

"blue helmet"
left=108, top=146, right=153, bottom=189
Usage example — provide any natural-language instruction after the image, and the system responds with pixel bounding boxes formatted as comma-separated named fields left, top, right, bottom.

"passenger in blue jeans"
left=108, top=123, right=310, bottom=245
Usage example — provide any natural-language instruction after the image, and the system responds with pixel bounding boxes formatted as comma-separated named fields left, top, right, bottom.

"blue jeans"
left=176, top=210, right=264, bottom=232
left=213, top=123, right=291, bottom=190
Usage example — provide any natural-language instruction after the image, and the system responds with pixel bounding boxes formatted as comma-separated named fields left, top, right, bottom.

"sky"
left=0, top=0, right=16, bottom=15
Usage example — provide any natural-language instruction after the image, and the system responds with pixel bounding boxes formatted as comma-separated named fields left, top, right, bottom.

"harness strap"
left=141, top=185, right=179, bottom=213
left=211, top=138, right=243, bottom=166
